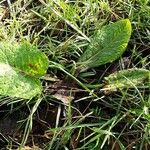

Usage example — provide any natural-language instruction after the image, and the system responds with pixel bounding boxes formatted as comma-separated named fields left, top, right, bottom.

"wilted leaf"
left=78, top=19, right=132, bottom=71
left=104, top=68, right=150, bottom=91
left=0, top=42, right=49, bottom=99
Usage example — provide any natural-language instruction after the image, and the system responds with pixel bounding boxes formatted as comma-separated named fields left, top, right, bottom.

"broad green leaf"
left=0, top=42, right=49, bottom=99
left=0, top=42, right=48, bottom=77
left=78, top=19, right=132, bottom=71
left=104, top=68, right=150, bottom=91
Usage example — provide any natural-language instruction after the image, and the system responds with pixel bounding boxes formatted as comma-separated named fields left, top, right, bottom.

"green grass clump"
left=0, top=0, right=149, bottom=149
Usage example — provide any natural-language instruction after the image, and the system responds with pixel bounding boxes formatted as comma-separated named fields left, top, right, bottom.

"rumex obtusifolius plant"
left=0, top=41, right=48, bottom=99
left=77, top=19, right=150, bottom=91
left=0, top=19, right=149, bottom=100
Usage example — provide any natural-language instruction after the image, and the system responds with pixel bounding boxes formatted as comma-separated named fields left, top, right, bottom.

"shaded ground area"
left=0, top=79, right=149, bottom=149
